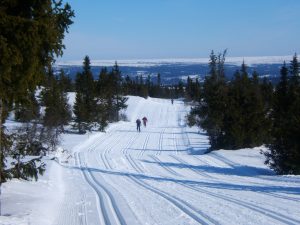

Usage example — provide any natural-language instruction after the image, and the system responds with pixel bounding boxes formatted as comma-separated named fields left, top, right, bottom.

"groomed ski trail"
left=53, top=96, right=300, bottom=225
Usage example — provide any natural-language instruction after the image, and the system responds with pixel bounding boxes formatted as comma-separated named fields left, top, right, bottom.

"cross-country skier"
left=142, top=117, right=148, bottom=127
left=136, top=118, right=141, bottom=132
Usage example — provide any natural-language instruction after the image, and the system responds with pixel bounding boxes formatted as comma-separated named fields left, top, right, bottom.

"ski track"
left=122, top=151, right=217, bottom=224
left=77, top=153, right=127, bottom=225
left=53, top=97, right=300, bottom=225
left=95, top=130, right=220, bottom=224
left=139, top=132, right=150, bottom=157
left=152, top=154, right=300, bottom=225
left=157, top=128, right=166, bottom=156
left=190, top=154, right=300, bottom=204
left=148, top=154, right=300, bottom=225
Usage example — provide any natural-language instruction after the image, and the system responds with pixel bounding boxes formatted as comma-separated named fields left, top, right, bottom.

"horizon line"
left=55, top=55, right=295, bottom=67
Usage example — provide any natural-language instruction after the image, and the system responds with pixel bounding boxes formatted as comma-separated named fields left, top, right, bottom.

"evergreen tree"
left=0, top=0, right=74, bottom=185
left=109, top=62, right=128, bottom=121
left=197, top=50, right=228, bottom=149
left=186, top=77, right=201, bottom=101
left=14, top=91, right=40, bottom=122
left=260, top=77, right=274, bottom=113
left=58, top=69, right=74, bottom=92
left=266, top=57, right=300, bottom=174
left=123, top=75, right=132, bottom=95
left=191, top=51, right=270, bottom=150
left=73, top=56, right=96, bottom=132
left=176, top=80, right=184, bottom=98
left=73, top=91, right=87, bottom=133
left=286, top=55, right=300, bottom=174
left=153, top=73, right=162, bottom=97
left=266, top=62, right=291, bottom=173
left=42, top=69, right=71, bottom=134
left=223, top=64, right=269, bottom=149
left=10, top=124, right=46, bottom=181
left=290, top=53, right=300, bottom=83
left=157, top=73, right=161, bottom=87
left=95, top=67, right=110, bottom=131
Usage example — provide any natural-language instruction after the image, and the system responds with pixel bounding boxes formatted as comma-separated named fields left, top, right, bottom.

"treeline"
left=122, top=73, right=187, bottom=99
left=54, top=65, right=202, bottom=101
left=188, top=51, right=300, bottom=174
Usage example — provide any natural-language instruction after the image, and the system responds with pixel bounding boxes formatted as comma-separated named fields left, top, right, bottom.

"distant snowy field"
left=56, top=55, right=292, bottom=67
left=55, top=56, right=291, bottom=84
left=1, top=95, right=300, bottom=225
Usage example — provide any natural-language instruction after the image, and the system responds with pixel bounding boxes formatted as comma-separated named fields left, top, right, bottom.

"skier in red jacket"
left=142, top=117, right=148, bottom=127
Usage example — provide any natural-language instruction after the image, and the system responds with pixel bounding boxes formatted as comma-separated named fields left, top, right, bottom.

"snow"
left=56, top=55, right=292, bottom=67
left=1, top=96, right=300, bottom=225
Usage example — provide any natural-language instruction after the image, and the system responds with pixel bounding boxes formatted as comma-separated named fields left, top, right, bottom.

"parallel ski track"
left=182, top=182, right=300, bottom=225
left=139, top=132, right=150, bottom=157
left=158, top=137, right=300, bottom=225
left=154, top=148, right=300, bottom=224
left=172, top=128, right=180, bottom=155
left=189, top=155, right=300, bottom=204
left=157, top=128, right=166, bottom=155
left=149, top=155, right=182, bottom=177
left=128, top=174, right=218, bottom=225
left=100, top=132, right=124, bottom=169
left=122, top=132, right=139, bottom=155
left=86, top=126, right=120, bottom=153
left=90, top=137, right=143, bottom=225
left=107, top=152, right=218, bottom=224
left=77, top=152, right=127, bottom=225
left=126, top=153, right=143, bottom=174
left=170, top=155, right=213, bottom=179
left=97, top=140, right=216, bottom=224
left=206, top=153, right=300, bottom=203
left=156, top=157, right=300, bottom=225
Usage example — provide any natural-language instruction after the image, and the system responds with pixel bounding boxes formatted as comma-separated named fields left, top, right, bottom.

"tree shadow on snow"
left=67, top=164, right=300, bottom=195
left=142, top=159, right=274, bottom=177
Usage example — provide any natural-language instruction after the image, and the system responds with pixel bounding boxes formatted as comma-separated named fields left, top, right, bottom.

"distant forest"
left=55, top=62, right=284, bottom=85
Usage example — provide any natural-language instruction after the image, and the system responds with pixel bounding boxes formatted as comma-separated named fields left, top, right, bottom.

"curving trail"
left=55, top=96, right=300, bottom=225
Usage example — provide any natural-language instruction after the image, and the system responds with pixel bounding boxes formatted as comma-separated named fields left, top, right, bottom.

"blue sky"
left=61, top=0, right=300, bottom=60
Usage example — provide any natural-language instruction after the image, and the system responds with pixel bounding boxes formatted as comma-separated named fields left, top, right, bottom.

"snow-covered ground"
left=1, top=96, right=300, bottom=225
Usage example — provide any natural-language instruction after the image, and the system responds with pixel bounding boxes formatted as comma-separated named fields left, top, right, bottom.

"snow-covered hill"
left=1, top=96, right=300, bottom=225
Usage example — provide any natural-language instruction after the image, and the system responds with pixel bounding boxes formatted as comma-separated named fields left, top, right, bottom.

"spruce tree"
left=266, top=56, right=300, bottom=174
left=198, top=50, right=228, bottom=149
left=15, top=91, right=40, bottom=122
left=73, top=56, right=96, bottom=132
left=266, top=62, right=291, bottom=173
left=224, top=64, right=269, bottom=149
left=95, top=68, right=110, bottom=131
left=109, top=62, right=128, bottom=121
left=58, top=69, right=74, bottom=92
left=42, top=69, right=71, bottom=134
left=73, top=91, right=87, bottom=133
left=0, top=0, right=74, bottom=187
left=260, top=77, right=274, bottom=113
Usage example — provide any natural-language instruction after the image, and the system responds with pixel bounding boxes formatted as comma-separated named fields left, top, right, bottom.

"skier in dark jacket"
left=136, top=119, right=141, bottom=132
left=142, top=117, right=148, bottom=127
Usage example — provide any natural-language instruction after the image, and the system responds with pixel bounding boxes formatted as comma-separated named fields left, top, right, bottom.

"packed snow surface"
left=1, top=96, right=300, bottom=225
